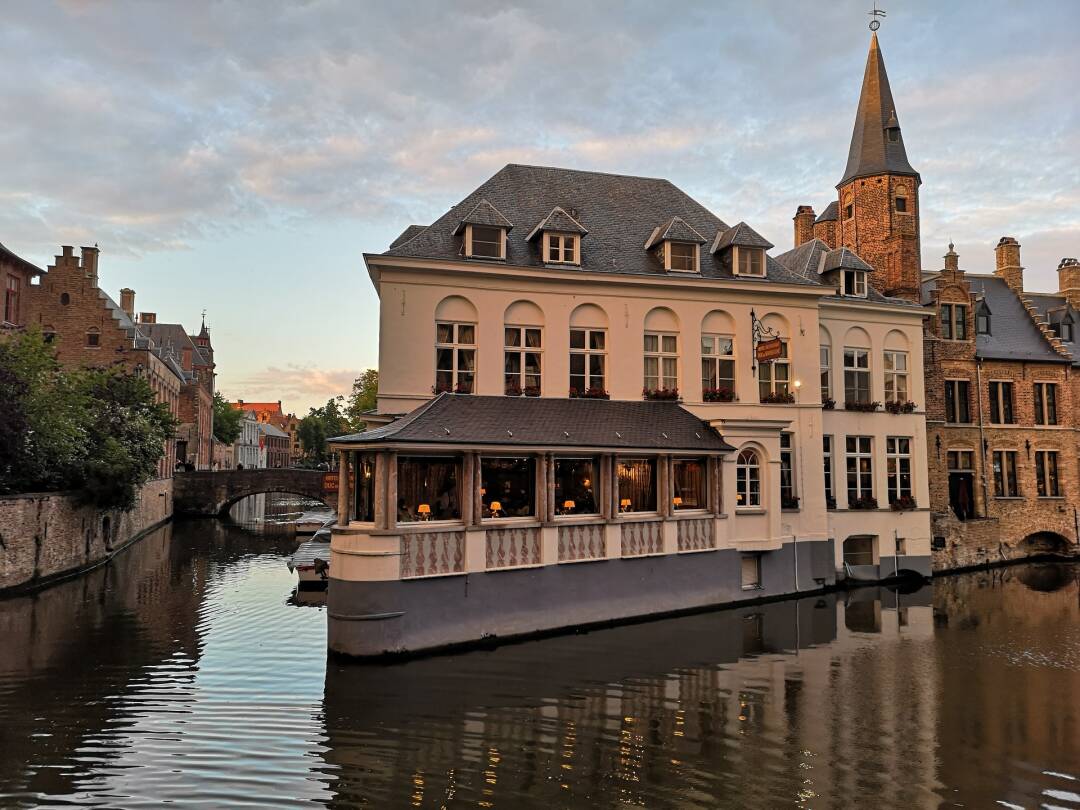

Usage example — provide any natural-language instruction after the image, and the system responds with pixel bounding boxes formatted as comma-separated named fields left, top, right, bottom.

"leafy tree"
left=212, top=391, right=243, bottom=444
left=345, top=369, right=379, bottom=430
left=298, top=396, right=350, bottom=463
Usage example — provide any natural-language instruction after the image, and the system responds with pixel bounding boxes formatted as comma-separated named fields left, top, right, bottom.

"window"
left=992, top=450, right=1019, bottom=497
left=843, top=348, right=871, bottom=404
left=1034, top=382, right=1058, bottom=425
left=554, top=456, right=598, bottom=515
left=844, top=204, right=853, bottom=219
left=353, top=455, right=376, bottom=522
left=569, top=328, right=606, bottom=395
left=435, top=322, right=476, bottom=393
left=988, top=381, right=1014, bottom=424
left=846, top=436, right=873, bottom=503
left=976, top=303, right=991, bottom=335
left=823, top=436, right=834, bottom=506
left=842, top=269, right=867, bottom=297
left=702, top=335, right=736, bottom=398
left=757, top=341, right=790, bottom=400
left=504, top=326, right=542, bottom=396
left=86, top=328, right=100, bottom=347
left=895, top=194, right=907, bottom=212
left=888, top=128, right=900, bottom=143
left=940, top=303, right=968, bottom=340
left=741, top=553, right=762, bottom=590
left=1060, top=318, right=1074, bottom=342
left=397, top=456, right=461, bottom=522
left=672, top=458, right=706, bottom=510
left=780, top=433, right=796, bottom=507
left=945, top=380, right=970, bottom=423
left=667, top=241, right=697, bottom=272
left=617, top=458, right=657, bottom=513
left=843, top=536, right=876, bottom=567
left=884, top=350, right=909, bottom=403
left=948, top=450, right=976, bottom=521
left=886, top=437, right=912, bottom=505
left=60, top=292, right=70, bottom=306
left=736, top=449, right=761, bottom=508
left=737, top=248, right=764, bottom=277
left=467, top=225, right=504, bottom=259
left=820, top=345, right=832, bottom=401
left=644, top=332, right=678, bottom=392
left=545, top=232, right=579, bottom=264
left=4, top=275, right=19, bottom=324
left=481, top=456, right=535, bottom=518
left=1035, top=451, right=1060, bottom=497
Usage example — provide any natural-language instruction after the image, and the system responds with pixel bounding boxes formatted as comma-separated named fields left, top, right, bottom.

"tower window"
left=888, top=128, right=899, bottom=143
left=844, top=204, right=854, bottom=220
left=895, top=196, right=907, bottom=213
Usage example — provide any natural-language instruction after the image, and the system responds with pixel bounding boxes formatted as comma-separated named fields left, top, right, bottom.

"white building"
left=233, top=409, right=263, bottom=470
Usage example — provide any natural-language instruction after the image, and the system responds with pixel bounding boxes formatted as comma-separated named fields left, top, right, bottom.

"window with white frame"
left=846, top=436, right=874, bottom=504
left=467, top=225, right=505, bottom=259
left=842, top=269, right=867, bottom=297
left=504, top=326, right=542, bottom=396
left=644, top=332, right=678, bottom=393
left=701, top=335, right=736, bottom=398
left=737, top=247, right=765, bottom=277
left=884, top=350, right=909, bottom=403
left=780, top=433, right=797, bottom=507
left=820, top=345, right=832, bottom=401
left=757, top=341, right=790, bottom=400
left=544, top=232, right=579, bottom=264
left=886, top=437, right=913, bottom=505
left=435, top=322, right=476, bottom=393
left=823, top=436, right=834, bottom=505
left=843, top=348, right=871, bottom=403
left=1035, top=450, right=1061, bottom=497
left=569, top=328, right=606, bottom=395
left=736, top=449, right=761, bottom=508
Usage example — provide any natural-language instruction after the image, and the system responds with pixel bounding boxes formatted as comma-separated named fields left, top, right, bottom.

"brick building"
left=1, top=242, right=44, bottom=331
left=258, top=421, right=291, bottom=469
left=232, top=400, right=302, bottom=465
left=794, top=34, right=1079, bottom=567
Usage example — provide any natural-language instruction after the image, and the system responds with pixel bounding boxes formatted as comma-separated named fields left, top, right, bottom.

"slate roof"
left=645, top=216, right=707, bottom=248
left=380, top=163, right=817, bottom=286
left=815, top=202, right=839, bottom=223
left=0, top=241, right=44, bottom=275
left=450, top=199, right=513, bottom=235
left=331, top=393, right=733, bottom=452
left=822, top=247, right=873, bottom=273
left=258, top=422, right=290, bottom=439
left=711, top=221, right=773, bottom=253
left=838, top=33, right=919, bottom=187
left=773, top=239, right=917, bottom=308
left=526, top=206, right=588, bottom=241
left=139, top=322, right=208, bottom=365
left=389, top=225, right=427, bottom=249
left=1026, top=292, right=1079, bottom=365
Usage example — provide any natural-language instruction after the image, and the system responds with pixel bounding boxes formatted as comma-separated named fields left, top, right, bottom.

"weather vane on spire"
left=868, top=3, right=886, bottom=31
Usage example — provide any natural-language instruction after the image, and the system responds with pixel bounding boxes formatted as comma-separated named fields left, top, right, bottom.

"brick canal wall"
left=0, top=478, right=173, bottom=593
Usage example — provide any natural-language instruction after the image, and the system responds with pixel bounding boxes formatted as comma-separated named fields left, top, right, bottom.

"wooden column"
left=385, top=451, right=398, bottom=531
left=600, top=454, right=613, bottom=519
left=536, top=453, right=550, bottom=524
left=373, top=451, right=387, bottom=530
left=336, top=450, right=350, bottom=522
left=472, top=451, right=484, bottom=524
left=462, top=453, right=475, bottom=526
left=658, top=455, right=670, bottom=517
left=611, top=455, right=622, bottom=516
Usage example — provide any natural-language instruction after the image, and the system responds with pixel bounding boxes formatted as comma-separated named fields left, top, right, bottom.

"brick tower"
left=836, top=33, right=922, bottom=302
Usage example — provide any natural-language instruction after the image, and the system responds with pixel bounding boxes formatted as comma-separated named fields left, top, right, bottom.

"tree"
left=298, top=396, right=350, bottom=464
left=345, top=369, right=379, bottom=430
left=212, top=391, right=242, bottom=444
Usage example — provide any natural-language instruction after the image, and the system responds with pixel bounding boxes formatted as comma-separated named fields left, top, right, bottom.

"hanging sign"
left=755, top=337, right=784, bottom=363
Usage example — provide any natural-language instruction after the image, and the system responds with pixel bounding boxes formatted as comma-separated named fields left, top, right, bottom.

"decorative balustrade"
left=558, top=523, right=606, bottom=562
left=486, top=526, right=542, bottom=570
left=621, top=521, right=663, bottom=557
left=677, top=518, right=715, bottom=552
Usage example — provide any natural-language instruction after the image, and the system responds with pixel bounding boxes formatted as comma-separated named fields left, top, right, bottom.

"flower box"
left=702, top=387, right=736, bottom=403
left=760, top=391, right=796, bottom=405
left=890, top=495, right=917, bottom=511
left=822, top=397, right=836, bottom=410
left=825, top=496, right=837, bottom=510
left=433, top=382, right=474, bottom=395
left=643, top=387, right=680, bottom=401
left=781, top=495, right=800, bottom=509
left=569, top=387, right=610, bottom=400
left=845, top=400, right=880, bottom=412
left=504, top=383, right=542, bottom=397
left=884, top=400, right=917, bottom=414
left=848, top=495, right=879, bottom=510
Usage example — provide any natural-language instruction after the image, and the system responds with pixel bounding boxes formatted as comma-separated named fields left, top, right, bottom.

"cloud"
left=223, top=365, right=364, bottom=415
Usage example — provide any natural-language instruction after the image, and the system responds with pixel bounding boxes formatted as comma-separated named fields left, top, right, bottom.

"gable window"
left=545, top=232, right=579, bottom=264
left=820, top=345, right=832, bottom=401
left=435, top=321, right=476, bottom=394
left=988, top=381, right=1014, bottom=424
left=466, top=225, right=505, bottom=259
left=644, top=333, right=678, bottom=392
left=992, top=450, right=1019, bottom=497
left=736, top=247, right=765, bottom=277
left=843, top=347, right=871, bottom=404
left=701, top=335, right=736, bottom=399
left=1035, top=450, right=1060, bottom=497
left=757, top=341, right=790, bottom=401
left=945, top=379, right=970, bottom=423
left=1034, top=382, right=1058, bottom=425
left=884, top=350, right=909, bottom=403
left=895, top=195, right=907, bottom=212
left=886, top=437, right=913, bottom=505
left=845, top=436, right=874, bottom=504
left=735, top=449, right=761, bottom=508
left=976, top=303, right=991, bottom=335
left=504, top=326, right=542, bottom=396
left=842, top=269, right=867, bottom=297
left=86, top=328, right=100, bottom=347
left=940, top=303, right=968, bottom=340
left=569, top=328, right=606, bottom=395
left=4, top=275, right=19, bottom=324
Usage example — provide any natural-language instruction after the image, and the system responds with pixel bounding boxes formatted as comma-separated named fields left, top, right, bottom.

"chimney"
left=793, top=206, right=816, bottom=247
left=1058, top=257, right=1080, bottom=308
left=944, top=242, right=960, bottom=273
left=139, top=312, right=157, bottom=324
left=120, top=288, right=135, bottom=317
left=994, top=236, right=1023, bottom=292
left=81, top=245, right=99, bottom=287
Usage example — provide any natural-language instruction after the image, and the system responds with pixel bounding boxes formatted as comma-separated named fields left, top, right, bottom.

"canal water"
left=0, top=503, right=1077, bottom=809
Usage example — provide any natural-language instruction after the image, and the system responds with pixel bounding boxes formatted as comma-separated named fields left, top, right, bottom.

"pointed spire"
left=837, top=32, right=919, bottom=188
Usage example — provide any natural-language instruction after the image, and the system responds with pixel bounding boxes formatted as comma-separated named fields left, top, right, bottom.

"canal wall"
left=930, top=510, right=1079, bottom=572
left=0, top=478, right=173, bottom=594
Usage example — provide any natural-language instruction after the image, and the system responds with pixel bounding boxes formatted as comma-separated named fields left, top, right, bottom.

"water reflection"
left=0, top=518, right=1076, bottom=809
left=228, top=491, right=333, bottom=531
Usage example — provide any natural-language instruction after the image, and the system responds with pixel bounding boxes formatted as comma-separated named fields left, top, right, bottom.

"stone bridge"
left=173, top=469, right=333, bottom=517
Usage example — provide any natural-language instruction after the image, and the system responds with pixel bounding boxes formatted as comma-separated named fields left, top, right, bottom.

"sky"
left=3, top=1, right=1078, bottom=414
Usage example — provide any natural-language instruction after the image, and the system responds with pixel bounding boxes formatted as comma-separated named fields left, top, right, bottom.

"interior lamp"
left=673, top=496, right=683, bottom=508
left=563, top=500, right=575, bottom=510
left=418, top=503, right=431, bottom=520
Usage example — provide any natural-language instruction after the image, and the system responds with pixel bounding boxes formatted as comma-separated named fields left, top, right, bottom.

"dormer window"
left=736, top=247, right=765, bottom=277
left=976, top=302, right=991, bottom=335
left=1053, top=314, right=1074, bottom=342
left=466, top=225, right=505, bottom=259
left=666, top=241, right=698, bottom=273
left=544, top=232, right=579, bottom=265
left=842, top=269, right=867, bottom=297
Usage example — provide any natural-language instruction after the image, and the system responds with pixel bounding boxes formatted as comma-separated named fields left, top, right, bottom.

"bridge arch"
left=1017, top=531, right=1073, bottom=558
left=174, top=469, right=332, bottom=517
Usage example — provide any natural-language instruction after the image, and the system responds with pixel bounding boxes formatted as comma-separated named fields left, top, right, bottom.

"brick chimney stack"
left=1058, top=257, right=1080, bottom=308
left=120, top=288, right=135, bottom=317
left=81, top=245, right=99, bottom=288
left=944, top=242, right=960, bottom=273
left=793, top=206, right=816, bottom=247
left=139, top=312, right=157, bottom=324
left=994, top=236, right=1024, bottom=292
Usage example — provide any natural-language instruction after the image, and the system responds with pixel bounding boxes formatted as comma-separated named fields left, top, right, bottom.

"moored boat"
left=288, top=527, right=331, bottom=588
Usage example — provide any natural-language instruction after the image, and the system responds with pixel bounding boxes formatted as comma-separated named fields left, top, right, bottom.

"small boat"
left=288, top=527, right=331, bottom=589
left=296, top=513, right=335, bottom=535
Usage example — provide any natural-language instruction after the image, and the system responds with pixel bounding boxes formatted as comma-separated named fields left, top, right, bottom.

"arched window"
left=643, top=307, right=680, bottom=395
left=736, top=449, right=761, bottom=508
left=504, top=300, right=544, bottom=396
left=434, top=296, right=478, bottom=394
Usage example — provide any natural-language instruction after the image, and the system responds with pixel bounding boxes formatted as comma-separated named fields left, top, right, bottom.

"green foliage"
left=212, top=391, right=243, bottom=444
left=0, top=328, right=178, bottom=510
left=298, top=396, right=350, bottom=463
left=345, top=369, right=379, bottom=430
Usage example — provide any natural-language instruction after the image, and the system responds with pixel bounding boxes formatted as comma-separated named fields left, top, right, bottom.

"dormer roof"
left=822, top=247, right=873, bottom=274
left=711, top=221, right=774, bottom=254
left=644, top=216, right=707, bottom=249
left=451, top=199, right=513, bottom=236
left=815, top=201, right=839, bottom=224
left=526, top=206, right=588, bottom=241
